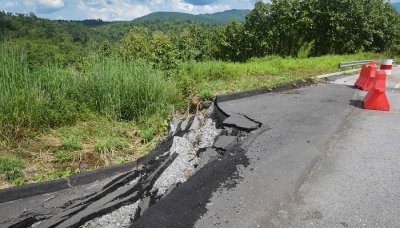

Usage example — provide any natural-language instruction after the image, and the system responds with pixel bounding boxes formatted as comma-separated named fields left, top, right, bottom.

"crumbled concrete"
left=82, top=201, right=139, bottom=228
left=153, top=115, right=221, bottom=196
left=153, top=137, right=194, bottom=195
left=213, top=136, right=237, bottom=151
left=83, top=107, right=223, bottom=228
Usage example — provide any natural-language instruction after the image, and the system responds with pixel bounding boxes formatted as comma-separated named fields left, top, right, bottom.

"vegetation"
left=0, top=0, right=398, bottom=188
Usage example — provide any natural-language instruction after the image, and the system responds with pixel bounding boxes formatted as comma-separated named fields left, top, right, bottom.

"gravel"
left=80, top=106, right=222, bottom=228
left=153, top=115, right=221, bottom=195
left=82, top=201, right=140, bottom=228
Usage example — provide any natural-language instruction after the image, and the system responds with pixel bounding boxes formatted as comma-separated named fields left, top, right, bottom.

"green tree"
left=243, top=0, right=271, bottom=57
left=149, top=31, right=180, bottom=70
left=117, top=27, right=151, bottom=61
left=215, top=20, right=247, bottom=62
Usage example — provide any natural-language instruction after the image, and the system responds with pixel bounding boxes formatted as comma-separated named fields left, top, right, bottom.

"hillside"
left=133, top=9, right=250, bottom=24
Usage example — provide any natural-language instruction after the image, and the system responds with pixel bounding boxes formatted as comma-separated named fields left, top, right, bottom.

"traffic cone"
left=354, top=61, right=376, bottom=89
left=359, top=64, right=377, bottom=91
left=363, top=70, right=390, bottom=111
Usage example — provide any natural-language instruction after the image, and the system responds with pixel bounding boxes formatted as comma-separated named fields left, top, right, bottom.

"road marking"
left=395, top=83, right=400, bottom=89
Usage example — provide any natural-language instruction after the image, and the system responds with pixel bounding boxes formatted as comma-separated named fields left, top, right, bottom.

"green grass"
left=0, top=156, right=24, bottom=183
left=95, top=137, right=128, bottom=153
left=63, top=136, right=83, bottom=150
left=54, top=150, right=74, bottom=163
left=176, top=53, right=384, bottom=99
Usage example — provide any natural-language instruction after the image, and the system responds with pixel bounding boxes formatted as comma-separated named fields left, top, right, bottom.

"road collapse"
left=6, top=99, right=262, bottom=228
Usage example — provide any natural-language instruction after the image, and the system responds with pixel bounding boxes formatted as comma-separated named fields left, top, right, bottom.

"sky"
left=0, top=0, right=259, bottom=21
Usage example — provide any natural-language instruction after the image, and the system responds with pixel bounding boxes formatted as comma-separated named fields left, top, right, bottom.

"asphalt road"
left=134, top=68, right=400, bottom=227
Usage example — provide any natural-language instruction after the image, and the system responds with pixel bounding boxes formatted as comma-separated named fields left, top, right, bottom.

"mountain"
left=133, top=9, right=250, bottom=24
left=393, top=2, right=400, bottom=13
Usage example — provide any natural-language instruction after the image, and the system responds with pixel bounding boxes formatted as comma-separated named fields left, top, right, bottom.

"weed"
left=50, top=167, right=73, bottom=179
left=54, top=150, right=74, bottom=163
left=63, top=136, right=82, bottom=150
left=95, top=137, right=128, bottom=154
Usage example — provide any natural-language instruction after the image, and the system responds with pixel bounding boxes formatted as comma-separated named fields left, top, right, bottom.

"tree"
left=243, top=0, right=271, bottom=57
left=215, top=20, right=247, bottom=62
left=149, top=31, right=180, bottom=70
left=117, top=27, right=151, bottom=61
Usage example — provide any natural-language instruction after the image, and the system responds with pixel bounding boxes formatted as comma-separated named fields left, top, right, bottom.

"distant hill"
left=393, top=2, right=400, bottom=13
left=133, top=9, right=250, bottom=24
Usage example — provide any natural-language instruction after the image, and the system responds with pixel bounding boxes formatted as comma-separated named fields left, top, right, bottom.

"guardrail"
left=339, top=59, right=396, bottom=68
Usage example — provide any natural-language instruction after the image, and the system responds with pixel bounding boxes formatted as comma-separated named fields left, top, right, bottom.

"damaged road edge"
left=5, top=103, right=251, bottom=228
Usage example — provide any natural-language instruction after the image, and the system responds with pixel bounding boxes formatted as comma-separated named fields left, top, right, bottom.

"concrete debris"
left=153, top=115, right=221, bottom=196
left=82, top=201, right=140, bottom=228
left=79, top=105, right=222, bottom=227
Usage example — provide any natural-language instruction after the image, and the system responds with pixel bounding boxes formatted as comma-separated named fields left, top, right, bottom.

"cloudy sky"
left=0, top=0, right=259, bottom=21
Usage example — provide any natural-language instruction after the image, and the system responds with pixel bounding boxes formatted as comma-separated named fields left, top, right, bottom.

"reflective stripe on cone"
left=380, top=59, right=393, bottom=76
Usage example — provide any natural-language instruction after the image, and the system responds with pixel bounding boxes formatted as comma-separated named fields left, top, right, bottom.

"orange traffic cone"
left=359, top=64, right=377, bottom=91
left=354, top=61, right=376, bottom=89
left=363, top=70, right=390, bottom=111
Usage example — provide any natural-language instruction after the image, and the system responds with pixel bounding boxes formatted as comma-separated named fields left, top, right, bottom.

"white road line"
left=395, top=83, right=400, bottom=89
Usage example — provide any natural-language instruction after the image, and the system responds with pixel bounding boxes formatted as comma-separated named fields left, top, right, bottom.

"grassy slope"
left=179, top=53, right=382, bottom=99
left=0, top=52, right=383, bottom=188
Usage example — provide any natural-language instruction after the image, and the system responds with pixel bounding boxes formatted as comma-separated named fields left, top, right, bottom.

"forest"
left=0, top=0, right=398, bottom=188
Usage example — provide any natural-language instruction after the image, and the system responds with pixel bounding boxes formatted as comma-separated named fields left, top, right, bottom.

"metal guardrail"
left=339, top=59, right=396, bottom=68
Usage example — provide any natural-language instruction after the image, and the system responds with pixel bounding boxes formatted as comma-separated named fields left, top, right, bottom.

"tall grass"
left=0, top=44, right=177, bottom=137
left=176, top=52, right=384, bottom=97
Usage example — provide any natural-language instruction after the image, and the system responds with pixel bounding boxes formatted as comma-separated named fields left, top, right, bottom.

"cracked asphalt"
left=134, top=68, right=400, bottom=227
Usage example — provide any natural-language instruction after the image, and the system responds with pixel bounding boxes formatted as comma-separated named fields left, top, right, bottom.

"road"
left=134, top=68, right=400, bottom=227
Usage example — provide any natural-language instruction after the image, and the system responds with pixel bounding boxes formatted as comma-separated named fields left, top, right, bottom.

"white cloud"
left=37, top=0, right=65, bottom=13
left=38, top=0, right=65, bottom=8
left=0, top=0, right=254, bottom=20
left=78, top=0, right=151, bottom=20
left=150, top=0, right=166, bottom=4
left=3, top=1, right=15, bottom=8
left=23, top=0, right=35, bottom=7
left=168, top=0, right=230, bottom=14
